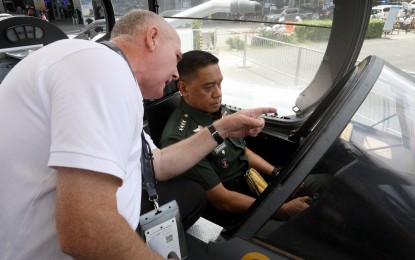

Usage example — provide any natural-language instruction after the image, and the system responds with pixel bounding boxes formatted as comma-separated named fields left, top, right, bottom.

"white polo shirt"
left=0, top=39, right=155, bottom=259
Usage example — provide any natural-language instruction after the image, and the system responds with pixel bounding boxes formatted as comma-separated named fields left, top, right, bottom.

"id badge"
left=138, top=200, right=187, bottom=259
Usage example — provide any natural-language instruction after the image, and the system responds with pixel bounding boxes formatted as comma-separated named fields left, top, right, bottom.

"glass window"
left=349, top=65, right=415, bottom=174
left=110, top=0, right=148, bottom=16
left=252, top=61, right=415, bottom=259
left=158, top=0, right=332, bottom=116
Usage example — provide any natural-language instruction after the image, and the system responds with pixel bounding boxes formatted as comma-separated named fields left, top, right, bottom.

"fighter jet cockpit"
left=1, top=0, right=414, bottom=259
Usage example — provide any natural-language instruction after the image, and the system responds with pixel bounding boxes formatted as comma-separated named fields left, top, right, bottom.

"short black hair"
left=177, top=50, right=219, bottom=82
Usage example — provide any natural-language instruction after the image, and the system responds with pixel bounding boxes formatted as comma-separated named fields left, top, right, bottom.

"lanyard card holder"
left=139, top=131, right=187, bottom=259
left=138, top=200, right=187, bottom=259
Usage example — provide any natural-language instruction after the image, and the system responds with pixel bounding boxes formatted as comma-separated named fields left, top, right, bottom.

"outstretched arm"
left=152, top=107, right=276, bottom=181
left=275, top=196, right=311, bottom=220
left=215, top=107, right=276, bottom=139
left=206, top=183, right=311, bottom=218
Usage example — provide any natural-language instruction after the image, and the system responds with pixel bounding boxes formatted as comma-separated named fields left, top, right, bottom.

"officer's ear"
left=177, top=80, right=188, bottom=97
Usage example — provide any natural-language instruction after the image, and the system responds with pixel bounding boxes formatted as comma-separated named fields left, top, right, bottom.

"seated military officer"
left=160, top=50, right=315, bottom=227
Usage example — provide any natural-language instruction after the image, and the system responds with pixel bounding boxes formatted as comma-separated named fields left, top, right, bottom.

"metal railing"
left=213, top=27, right=325, bottom=87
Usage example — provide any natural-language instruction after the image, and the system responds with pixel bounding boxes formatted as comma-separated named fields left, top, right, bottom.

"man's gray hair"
left=110, top=9, right=167, bottom=39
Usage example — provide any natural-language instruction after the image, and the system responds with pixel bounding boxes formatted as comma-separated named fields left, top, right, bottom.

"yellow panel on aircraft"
left=241, top=252, right=270, bottom=260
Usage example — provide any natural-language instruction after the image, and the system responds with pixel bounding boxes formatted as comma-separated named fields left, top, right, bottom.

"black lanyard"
left=101, top=41, right=160, bottom=210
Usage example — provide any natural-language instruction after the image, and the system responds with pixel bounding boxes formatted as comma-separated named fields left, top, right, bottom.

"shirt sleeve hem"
left=48, top=151, right=125, bottom=180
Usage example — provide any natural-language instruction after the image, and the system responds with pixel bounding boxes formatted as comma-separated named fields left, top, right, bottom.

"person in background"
left=72, top=8, right=78, bottom=25
left=160, top=50, right=326, bottom=227
left=98, top=6, right=105, bottom=19
left=0, top=9, right=274, bottom=259
left=26, top=5, right=35, bottom=16
left=16, top=5, right=23, bottom=13
left=40, top=10, right=48, bottom=21
left=77, top=8, right=83, bottom=25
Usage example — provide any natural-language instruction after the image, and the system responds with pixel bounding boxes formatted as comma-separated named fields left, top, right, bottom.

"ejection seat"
left=144, top=83, right=182, bottom=146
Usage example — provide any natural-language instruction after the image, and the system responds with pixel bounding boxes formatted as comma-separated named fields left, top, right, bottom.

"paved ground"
left=305, top=30, right=415, bottom=76
left=360, top=32, right=415, bottom=76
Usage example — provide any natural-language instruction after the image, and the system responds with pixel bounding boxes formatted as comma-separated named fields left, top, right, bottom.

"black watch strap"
left=207, top=124, right=224, bottom=145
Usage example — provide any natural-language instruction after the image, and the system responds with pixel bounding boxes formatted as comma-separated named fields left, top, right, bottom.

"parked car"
left=319, top=5, right=334, bottom=20
left=403, top=1, right=415, bottom=12
left=371, top=5, right=392, bottom=19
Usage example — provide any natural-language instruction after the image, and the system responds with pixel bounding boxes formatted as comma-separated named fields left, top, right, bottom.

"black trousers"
left=139, top=177, right=206, bottom=231
left=203, top=173, right=252, bottom=229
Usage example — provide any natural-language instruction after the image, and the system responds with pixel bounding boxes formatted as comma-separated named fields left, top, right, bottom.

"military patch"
left=220, top=158, right=229, bottom=169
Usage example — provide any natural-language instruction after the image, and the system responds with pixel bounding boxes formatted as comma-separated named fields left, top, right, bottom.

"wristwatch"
left=207, top=124, right=224, bottom=145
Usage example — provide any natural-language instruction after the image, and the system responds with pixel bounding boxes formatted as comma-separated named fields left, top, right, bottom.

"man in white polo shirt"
left=0, top=9, right=274, bottom=259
